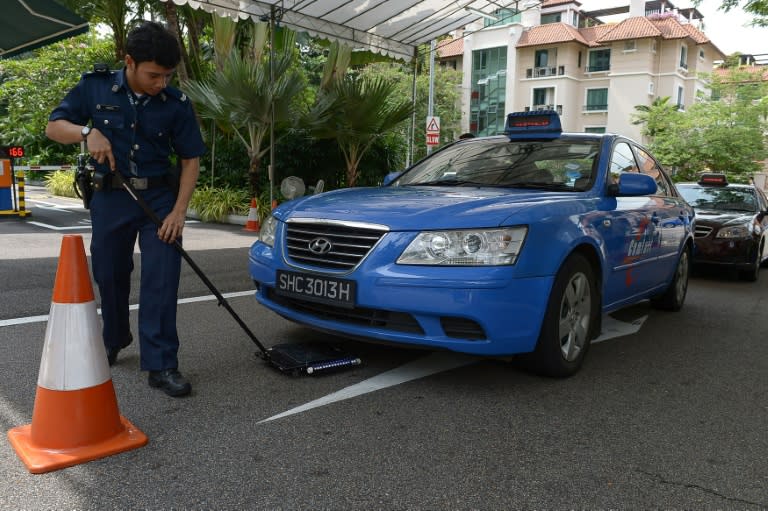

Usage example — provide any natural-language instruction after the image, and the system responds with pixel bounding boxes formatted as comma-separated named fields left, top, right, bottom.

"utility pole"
left=426, top=39, right=436, bottom=155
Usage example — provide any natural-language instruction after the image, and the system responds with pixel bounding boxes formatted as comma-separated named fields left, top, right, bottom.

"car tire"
left=530, top=253, right=597, bottom=378
left=739, top=256, right=760, bottom=282
left=650, top=246, right=690, bottom=311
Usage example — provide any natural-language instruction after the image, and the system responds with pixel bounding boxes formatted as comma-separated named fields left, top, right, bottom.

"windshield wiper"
left=409, top=179, right=484, bottom=187
left=503, top=182, right=573, bottom=191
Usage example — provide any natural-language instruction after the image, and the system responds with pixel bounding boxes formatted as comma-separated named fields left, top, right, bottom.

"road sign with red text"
left=426, top=116, right=440, bottom=146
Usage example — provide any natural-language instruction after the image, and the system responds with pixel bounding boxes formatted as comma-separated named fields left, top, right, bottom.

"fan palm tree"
left=632, top=96, right=676, bottom=138
left=183, top=28, right=303, bottom=197
left=307, top=74, right=414, bottom=187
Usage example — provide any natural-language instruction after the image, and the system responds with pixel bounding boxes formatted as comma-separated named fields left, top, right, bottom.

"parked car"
left=676, top=173, right=768, bottom=281
left=249, top=111, right=694, bottom=377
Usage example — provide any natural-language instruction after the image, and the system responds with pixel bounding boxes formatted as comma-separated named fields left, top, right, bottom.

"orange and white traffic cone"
left=243, top=197, right=260, bottom=232
left=7, top=234, right=148, bottom=474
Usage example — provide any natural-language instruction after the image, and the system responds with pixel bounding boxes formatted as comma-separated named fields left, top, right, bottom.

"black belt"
left=127, top=175, right=169, bottom=190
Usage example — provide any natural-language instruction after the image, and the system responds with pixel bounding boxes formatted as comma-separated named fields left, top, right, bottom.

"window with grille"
left=585, top=88, right=608, bottom=111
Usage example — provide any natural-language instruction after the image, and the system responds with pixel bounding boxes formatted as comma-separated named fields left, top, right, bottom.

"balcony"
left=525, top=66, right=565, bottom=78
left=526, top=104, right=563, bottom=115
left=585, top=65, right=610, bottom=73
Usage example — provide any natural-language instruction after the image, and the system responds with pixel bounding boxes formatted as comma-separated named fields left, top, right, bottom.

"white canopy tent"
left=161, top=0, right=510, bottom=61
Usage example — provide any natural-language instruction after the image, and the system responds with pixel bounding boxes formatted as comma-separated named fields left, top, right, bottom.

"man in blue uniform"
left=46, top=21, right=206, bottom=397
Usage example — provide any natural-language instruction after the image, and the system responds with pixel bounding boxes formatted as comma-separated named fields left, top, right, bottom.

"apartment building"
left=441, top=0, right=725, bottom=142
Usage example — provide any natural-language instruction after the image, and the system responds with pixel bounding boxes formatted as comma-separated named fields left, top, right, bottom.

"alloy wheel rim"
left=558, top=272, right=591, bottom=362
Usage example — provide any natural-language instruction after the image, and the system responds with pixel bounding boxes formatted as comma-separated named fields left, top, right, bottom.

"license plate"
left=275, top=270, right=355, bottom=308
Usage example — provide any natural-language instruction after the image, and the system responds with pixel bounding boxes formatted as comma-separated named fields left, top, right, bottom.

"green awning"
left=0, top=0, right=89, bottom=59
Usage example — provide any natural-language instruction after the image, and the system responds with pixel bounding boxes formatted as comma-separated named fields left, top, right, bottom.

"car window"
left=677, top=185, right=759, bottom=212
left=755, top=187, right=768, bottom=211
left=634, top=147, right=671, bottom=196
left=608, top=142, right=637, bottom=184
left=393, top=138, right=600, bottom=191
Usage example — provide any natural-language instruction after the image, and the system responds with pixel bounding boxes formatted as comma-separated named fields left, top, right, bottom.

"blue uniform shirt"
left=49, top=67, right=206, bottom=177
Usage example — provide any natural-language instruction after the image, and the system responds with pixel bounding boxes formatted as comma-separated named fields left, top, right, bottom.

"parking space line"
left=258, top=351, right=478, bottom=424
left=27, top=221, right=92, bottom=231
left=257, top=313, right=650, bottom=423
left=0, top=290, right=254, bottom=328
left=592, top=314, right=647, bottom=343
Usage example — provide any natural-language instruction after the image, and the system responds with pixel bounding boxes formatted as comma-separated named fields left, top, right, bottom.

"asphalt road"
left=0, top=188, right=766, bottom=510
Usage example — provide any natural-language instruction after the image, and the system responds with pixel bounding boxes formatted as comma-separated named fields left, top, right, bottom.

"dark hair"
left=458, top=132, right=475, bottom=140
left=126, top=21, right=181, bottom=68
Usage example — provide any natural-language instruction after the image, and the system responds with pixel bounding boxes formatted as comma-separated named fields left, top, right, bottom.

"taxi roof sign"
left=698, top=173, right=728, bottom=186
left=504, top=110, right=562, bottom=140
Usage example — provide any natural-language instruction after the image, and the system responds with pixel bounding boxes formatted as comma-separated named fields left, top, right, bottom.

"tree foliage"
left=633, top=70, right=768, bottom=182
left=1, top=5, right=461, bottom=196
left=0, top=35, right=115, bottom=163
left=305, top=73, right=414, bottom=187
left=358, top=60, right=463, bottom=163
left=183, top=26, right=305, bottom=197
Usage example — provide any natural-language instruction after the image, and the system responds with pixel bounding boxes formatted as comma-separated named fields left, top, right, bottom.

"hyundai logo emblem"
left=308, top=237, right=333, bottom=255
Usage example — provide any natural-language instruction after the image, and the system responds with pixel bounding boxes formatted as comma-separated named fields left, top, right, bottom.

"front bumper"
left=248, top=243, right=554, bottom=356
left=692, top=236, right=758, bottom=269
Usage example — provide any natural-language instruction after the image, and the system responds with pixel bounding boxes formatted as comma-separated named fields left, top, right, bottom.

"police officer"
left=45, top=21, right=206, bottom=397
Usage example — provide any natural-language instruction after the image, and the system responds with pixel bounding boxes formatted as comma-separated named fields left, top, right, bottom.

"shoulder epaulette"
left=163, top=86, right=188, bottom=102
left=82, top=69, right=115, bottom=79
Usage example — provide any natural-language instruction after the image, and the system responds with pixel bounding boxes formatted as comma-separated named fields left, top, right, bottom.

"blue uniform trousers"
left=89, top=186, right=181, bottom=371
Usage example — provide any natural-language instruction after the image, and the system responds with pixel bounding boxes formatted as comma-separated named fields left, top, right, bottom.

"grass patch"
left=44, top=170, right=78, bottom=198
left=189, top=186, right=251, bottom=223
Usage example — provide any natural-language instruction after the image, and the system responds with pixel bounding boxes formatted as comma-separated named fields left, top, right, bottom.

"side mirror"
left=610, top=173, right=657, bottom=196
left=382, top=172, right=402, bottom=186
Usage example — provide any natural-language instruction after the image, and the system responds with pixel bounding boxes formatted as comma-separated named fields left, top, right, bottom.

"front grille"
left=267, top=288, right=424, bottom=334
left=695, top=225, right=713, bottom=238
left=440, top=317, right=487, bottom=340
left=285, top=220, right=387, bottom=270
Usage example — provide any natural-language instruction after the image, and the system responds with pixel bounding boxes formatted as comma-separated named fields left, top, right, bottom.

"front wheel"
left=739, top=258, right=760, bottom=282
left=651, top=246, right=690, bottom=311
left=740, top=242, right=763, bottom=281
left=530, top=253, right=598, bottom=378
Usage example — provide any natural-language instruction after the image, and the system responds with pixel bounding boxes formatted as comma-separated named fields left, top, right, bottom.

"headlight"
left=258, top=215, right=277, bottom=247
left=397, top=227, right=528, bottom=265
left=716, top=224, right=751, bottom=239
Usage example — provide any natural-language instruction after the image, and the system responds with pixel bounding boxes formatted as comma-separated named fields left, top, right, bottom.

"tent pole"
left=407, top=47, right=418, bottom=168
left=268, top=5, right=276, bottom=208
left=426, top=39, right=436, bottom=155
left=210, top=120, right=216, bottom=187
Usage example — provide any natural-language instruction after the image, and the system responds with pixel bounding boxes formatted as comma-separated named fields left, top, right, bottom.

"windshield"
left=678, top=186, right=758, bottom=213
left=392, top=137, right=600, bottom=191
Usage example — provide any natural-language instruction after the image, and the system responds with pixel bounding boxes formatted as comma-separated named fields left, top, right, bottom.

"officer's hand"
left=86, top=129, right=116, bottom=171
left=158, top=209, right=186, bottom=244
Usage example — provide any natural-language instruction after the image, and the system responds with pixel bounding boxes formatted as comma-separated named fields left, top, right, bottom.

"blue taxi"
left=248, top=111, right=694, bottom=376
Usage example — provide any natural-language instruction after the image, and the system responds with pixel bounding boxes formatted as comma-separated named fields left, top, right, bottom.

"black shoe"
left=106, top=333, right=133, bottom=366
left=148, top=369, right=192, bottom=397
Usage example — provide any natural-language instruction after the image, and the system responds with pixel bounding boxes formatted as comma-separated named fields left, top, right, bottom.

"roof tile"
left=437, top=37, right=463, bottom=57
left=517, top=23, right=589, bottom=47
left=597, top=17, right=661, bottom=42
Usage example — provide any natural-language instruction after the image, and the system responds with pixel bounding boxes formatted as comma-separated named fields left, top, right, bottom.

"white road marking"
left=259, top=314, right=649, bottom=423
left=0, top=290, right=254, bottom=328
left=258, top=351, right=478, bottom=424
left=592, top=314, right=647, bottom=343
left=26, top=219, right=198, bottom=231
left=26, top=221, right=91, bottom=231
left=30, top=201, right=78, bottom=211
left=3, top=289, right=647, bottom=425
